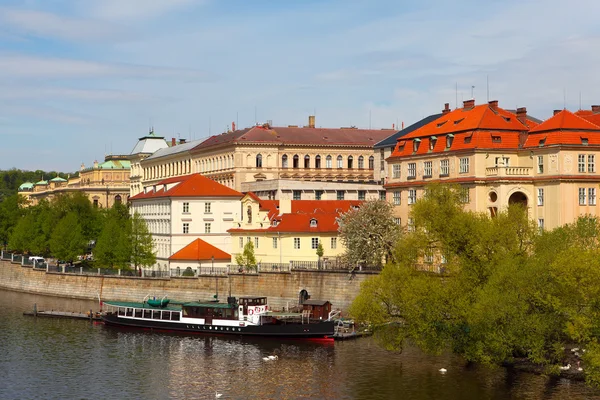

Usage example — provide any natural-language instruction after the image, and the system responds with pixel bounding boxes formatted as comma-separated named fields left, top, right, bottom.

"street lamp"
left=211, top=255, right=214, bottom=274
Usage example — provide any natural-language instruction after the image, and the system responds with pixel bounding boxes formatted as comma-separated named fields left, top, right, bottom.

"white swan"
left=215, top=391, right=223, bottom=398
left=439, top=368, right=447, bottom=373
left=572, top=348, right=580, bottom=352
left=267, top=355, right=278, bottom=360
left=262, top=357, right=270, bottom=361
left=559, top=364, right=571, bottom=371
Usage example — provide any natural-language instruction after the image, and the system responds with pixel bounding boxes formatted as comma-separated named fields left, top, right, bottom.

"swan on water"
left=559, top=364, right=571, bottom=371
left=439, top=368, right=447, bottom=373
left=267, top=355, right=278, bottom=360
left=215, top=391, right=223, bottom=398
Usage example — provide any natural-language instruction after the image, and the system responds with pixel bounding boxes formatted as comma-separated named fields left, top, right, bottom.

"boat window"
left=135, top=309, right=142, bottom=318
left=161, top=311, right=171, bottom=320
left=171, top=312, right=180, bottom=321
left=143, top=309, right=152, bottom=319
left=126, top=308, right=133, bottom=317
left=118, top=308, right=125, bottom=316
left=152, top=310, right=161, bottom=319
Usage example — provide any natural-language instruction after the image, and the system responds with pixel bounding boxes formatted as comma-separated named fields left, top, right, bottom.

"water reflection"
left=1, top=289, right=600, bottom=399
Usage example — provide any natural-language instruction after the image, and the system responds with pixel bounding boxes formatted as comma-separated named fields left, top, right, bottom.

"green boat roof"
left=184, top=302, right=235, bottom=309
left=103, top=301, right=181, bottom=311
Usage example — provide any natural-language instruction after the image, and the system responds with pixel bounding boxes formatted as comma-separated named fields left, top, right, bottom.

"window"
left=205, top=203, right=211, bottom=213
left=590, top=188, right=597, bottom=205
left=347, top=156, right=354, bottom=169
left=537, top=188, right=544, bottom=206
left=392, top=164, right=401, bottom=179
left=379, top=191, right=386, bottom=200
left=315, top=190, right=323, bottom=200
left=183, top=202, right=189, bottom=213
left=408, top=189, right=417, bottom=205
left=272, top=238, right=277, bottom=249
left=459, top=157, right=470, bottom=174
left=315, top=155, right=321, bottom=169
left=446, top=135, right=454, bottom=148
left=579, top=188, right=587, bottom=205
left=413, top=139, right=420, bottom=153
left=538, top=218, right=545, bottom=231
left=337, top=191, right=345, bottom=200
left=423, top=161, right=432, bottom=178
left=326, top=155, right=332, bottom=169
left=408, top=163, right=416, bottom=179
left=394, top=218, right=401, bottom=225
left=282, top=154, right=288, bottom=168
left=93, top=199, right=98, bottom=207
left=495, top=157, right=510, bottom=166
left=256, top=154, right=263, bottom=168
left=537, top=156, right=544, bottom=174
left=424, top=250, right=434, bottom=263
left=239, top=237, right=244, bottom=248
left=393, top=191, right=401, bottom=205
left=183, top=223, right=189, bottom=234
left=247, top=236, right=251, bottom=244
left=369, top=155, right=375, bottom=170
left=293, top=155, right=299, bottom=168
left=407, top=218, right=415, bottom=232
left=337, top=155, right=343, bottom=168
left=460, top=187, right=470, bottom=203
left=204, top=223, right=211, bottom=233
left=440, top=159, right=449, bottom=176
left=331, top=237, right=337, bottom=249
left=358, top=190, right=366, bottom=201
left=254, top=237, right=259, bottom=249
left=310, top=219, right=317, bottom=227
left=311, top=238, right=319, bottom=249
left=293, top=190, right=301, bottom=200
left=294, top=238, right=300, bottom=249
left=579, top=154, right=586, bottom=172
left=358, top=156, right=364, bottom=169
left=304, top=155, right=310, bottom=168
left=589, top=155, right=596, bottom=173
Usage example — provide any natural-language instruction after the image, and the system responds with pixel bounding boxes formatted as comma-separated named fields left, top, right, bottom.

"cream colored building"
left=228, top=194, right=361, bottom=266
left=385, top=99, right=600, bottom=231
left=129, top=173, right=242, bottom=272
left=20, top=155, right=131, bottom=208
left=128, top=129, right=170, bottom=197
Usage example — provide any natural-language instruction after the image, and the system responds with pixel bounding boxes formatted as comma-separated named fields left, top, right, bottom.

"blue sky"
left=0, top=0, right=599, bottom=171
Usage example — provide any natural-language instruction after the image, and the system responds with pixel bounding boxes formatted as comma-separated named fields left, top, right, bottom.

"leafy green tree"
left=0, top=194, right=27, bottom=249
left=49, top=212, right=86, bottom=262
left=337, top=199, right=401, bottom=266
left=94, top=216, right=131, bottom=269
left=130, top=212, right=156, bottom=272
left=235, top=241, right=257, bottom=271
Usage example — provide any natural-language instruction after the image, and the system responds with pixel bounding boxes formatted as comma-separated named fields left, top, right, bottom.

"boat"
left=146, top=297, right=170, bottom=308
left=101, top=296, right=335, bottom=339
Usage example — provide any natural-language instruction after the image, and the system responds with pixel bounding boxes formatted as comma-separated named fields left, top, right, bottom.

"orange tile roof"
left=130, top=174, right=242, bottom=200
left=529, top=109, right=600, bottom=133
left=524, top=110, right=600, bottom=148
left=168, top=238, right=230, bottom=261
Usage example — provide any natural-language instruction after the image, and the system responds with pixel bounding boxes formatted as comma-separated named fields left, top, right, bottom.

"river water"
left=1, top=290, right=599, bottom=400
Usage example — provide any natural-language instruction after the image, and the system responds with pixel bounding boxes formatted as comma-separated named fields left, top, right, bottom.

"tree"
left=94, top=217, right=130, bottom=269
left=0, top=194, right=27, bottom=249
left=337, top=200, right=401, bottom=266
left=235, top=241, right=257, bottom=271
left=130, top=212, right=156, bottom=272
left=49, top=212, right=86, bottom=262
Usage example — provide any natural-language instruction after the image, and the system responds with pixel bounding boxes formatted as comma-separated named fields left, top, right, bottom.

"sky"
left=0, top=0, right=599, bottom=172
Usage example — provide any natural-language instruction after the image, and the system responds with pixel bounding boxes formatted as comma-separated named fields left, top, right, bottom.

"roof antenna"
left=471, top=85, right=475, bottom=99
left=563, top=88, right=566, bottom=110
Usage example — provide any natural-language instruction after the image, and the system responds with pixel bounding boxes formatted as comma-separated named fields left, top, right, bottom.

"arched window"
left=326, top=155, right=332, bottom=169
left=115, top=194, right=122, bottom=204
left=337, top=155, right=343, bottom=168
left=304, top=155, right=310, bottom=168
left=256, top=154, right=263, bottom=168
left=282, top=154, right=288, bottom=168
left=247, top=205, right=253, bottom=223
left=348, top=156, right=354, bottom=169
left=368, top=156, right=375, bottom=170
left=358, top=156, right=364, bottom=169
left=315, top=155, right=322, bottom=169
left=293, top=155, right=299, bottom=168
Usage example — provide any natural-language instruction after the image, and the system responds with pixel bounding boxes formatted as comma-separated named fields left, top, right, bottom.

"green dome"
left=50, top=176, right=67, bottom=182
left=18, top=182, right=34, bottom=190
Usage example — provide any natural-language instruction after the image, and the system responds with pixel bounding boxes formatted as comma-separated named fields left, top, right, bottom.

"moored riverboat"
left=102, top=296, right=335, bottom=339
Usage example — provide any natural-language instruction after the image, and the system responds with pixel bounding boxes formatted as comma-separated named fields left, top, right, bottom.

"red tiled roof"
left=580, top=113, right=600, bottom=127
left=169, top=238, right=230, bottom=261
left=529, top=109, right=600, bottom=133
left=524, top=110, right=600, bottom=148
left=191, top=125, right=391, bottom=151
left=130, top=173, right=242, bottom=200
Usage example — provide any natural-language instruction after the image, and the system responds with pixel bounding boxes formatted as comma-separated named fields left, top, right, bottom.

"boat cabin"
left=302, top=300, right=332, bottom=320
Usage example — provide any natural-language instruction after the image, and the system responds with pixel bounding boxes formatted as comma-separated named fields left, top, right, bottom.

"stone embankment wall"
left=0, top=260, right=376, bottom=312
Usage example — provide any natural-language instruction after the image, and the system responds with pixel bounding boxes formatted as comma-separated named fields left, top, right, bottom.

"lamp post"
left=211, top=255, right=214, bottom=274
left=105, top=185, right=109, bottom=208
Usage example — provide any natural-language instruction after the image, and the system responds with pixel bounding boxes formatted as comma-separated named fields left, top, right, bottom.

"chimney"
left=463, top=99, right=475, bottom=109
left=93, top=160, right=98, bottom=169
left=308, top=115, right=316, bottom=128
left=171, top=137, right=176, bottom=146
left=516, top=107, right=527, bottom=124
left=232, top=121, right=236, bottom=131
left=553, top=109, right=562, bottom=116
left=592, top=105, right=600, bottom=113
left=442, top=103, right=450, bottom=114
left=488, top=100, right=498, bottom=110
left=179, top=138, right=186, bottom=145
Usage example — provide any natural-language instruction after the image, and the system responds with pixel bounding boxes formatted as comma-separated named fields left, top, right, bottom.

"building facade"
left=128, top=129, right=170, bottom=197
left=385, top=99, right=600, bottom=231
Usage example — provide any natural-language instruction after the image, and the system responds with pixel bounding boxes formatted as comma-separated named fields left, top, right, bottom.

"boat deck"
left=23, top=310, right=102, bottom=321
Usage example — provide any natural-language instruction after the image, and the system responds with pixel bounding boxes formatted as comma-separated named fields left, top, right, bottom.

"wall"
left=0, top=260, right=374, bottom=312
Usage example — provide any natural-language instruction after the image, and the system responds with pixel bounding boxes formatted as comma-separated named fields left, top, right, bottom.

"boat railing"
left=328, top=310, right=341, bottom=321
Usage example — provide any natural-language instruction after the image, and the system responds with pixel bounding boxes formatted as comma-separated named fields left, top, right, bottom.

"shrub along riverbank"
left=350, top=184, right=600, bottom=387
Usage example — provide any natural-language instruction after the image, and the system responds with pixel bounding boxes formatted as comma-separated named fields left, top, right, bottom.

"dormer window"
left=437, top=121, right=447, bottom=128
left=413, top=138, right=421, bottom=153
left=582, top=137, right=589, bottom=146
left=454, top=118, right=464, bottom=125
left=272, top=220, right=279, bottom=227
left=464, top=134, right=472, bottom=144
left=446, top=134, right=454, bottom=148
left=492, top=136, right=501, bottom=143
left=310, top=219, right=317, bottom=227
left=429, top=136, right=437, bottom=150
left=539, top=138, right=546, bottom=147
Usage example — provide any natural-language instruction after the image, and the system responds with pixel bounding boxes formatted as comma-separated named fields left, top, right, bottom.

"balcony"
left=485, top=166, right=532, bottom=177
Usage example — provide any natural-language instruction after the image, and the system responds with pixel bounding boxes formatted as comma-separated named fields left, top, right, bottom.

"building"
left=168, top=238, right=231, bottom=275
left=240, top=179, right=384, bottom=201
left=228, top=193, right=361, bottom=266
left=128, top=129, right=170, bottom=197
left=385, top=99, right=600, bottom=231
left=129, top=173, right=243, bottom=272
left=138, top=117, right=392, bottom=195
left=20, top=155, right=131, bottom=208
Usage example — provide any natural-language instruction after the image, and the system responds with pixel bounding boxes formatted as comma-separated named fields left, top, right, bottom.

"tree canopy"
left=350, top=184, right=600, bottom=386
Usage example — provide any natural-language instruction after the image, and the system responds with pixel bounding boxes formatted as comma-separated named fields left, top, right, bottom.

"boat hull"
left=102, top=313, right=334, bottom=338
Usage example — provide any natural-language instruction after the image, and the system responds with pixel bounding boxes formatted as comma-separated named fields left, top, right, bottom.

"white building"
left=129, top=173, right=243, bottom=272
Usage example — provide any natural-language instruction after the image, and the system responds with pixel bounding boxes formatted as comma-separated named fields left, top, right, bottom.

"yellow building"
left=385, top=99, right=600, bottom=231
left=20, top=155, right=131, bottom=208
left=228, top=193, right=361, bottom=268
